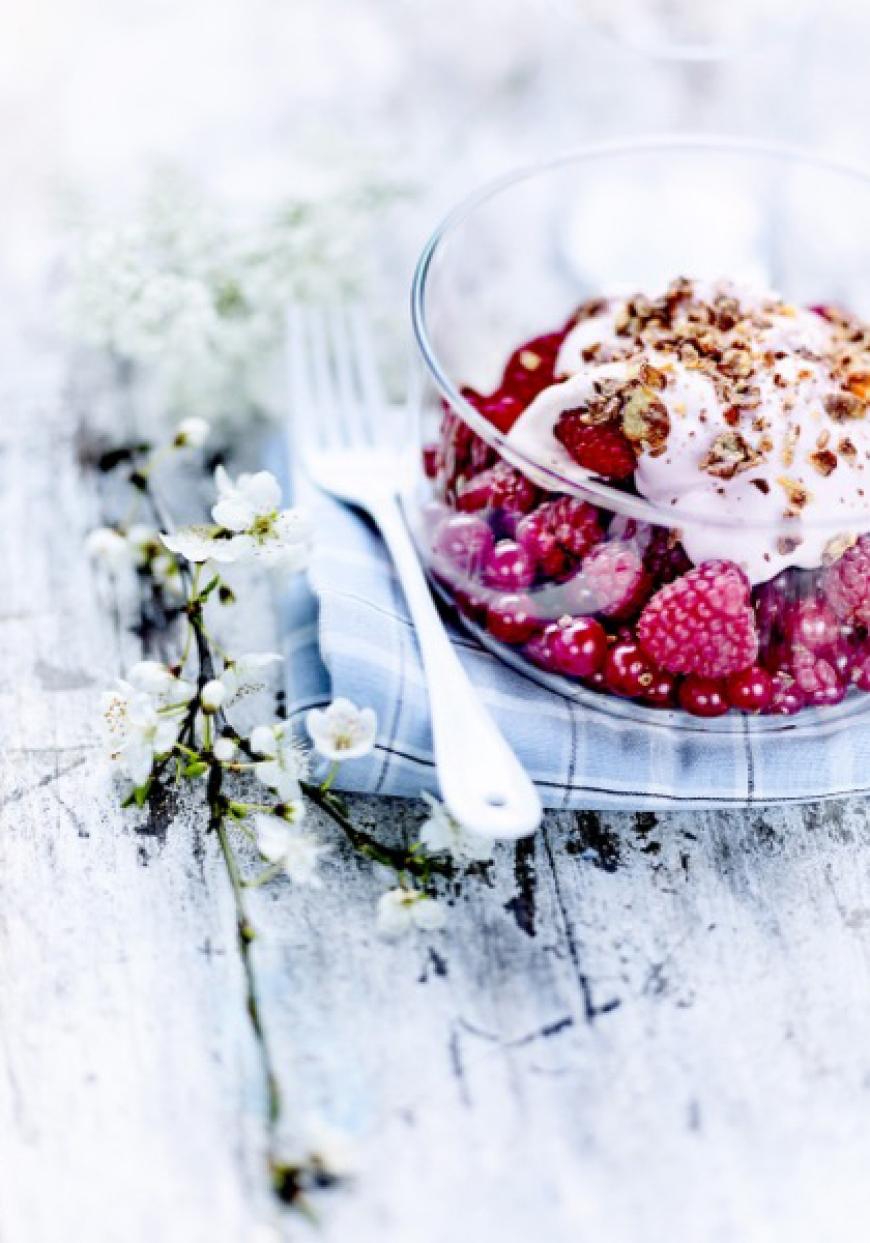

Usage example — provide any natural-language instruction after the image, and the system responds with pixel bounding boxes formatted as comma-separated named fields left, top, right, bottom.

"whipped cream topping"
left=506, top=278, right=870, bottom=584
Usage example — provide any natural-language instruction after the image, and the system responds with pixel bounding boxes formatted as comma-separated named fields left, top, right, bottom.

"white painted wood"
left=1, top=339, right=869, bottom=1243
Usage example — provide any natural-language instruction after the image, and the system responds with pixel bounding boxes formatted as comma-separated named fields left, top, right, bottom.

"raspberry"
left=764, top=670, right=805, bottom=715
left=482, top=540, right=535, bottom=591
left=583, top=542, right=652, bottom=618
left=637, top=560, right=758, bottom=679
left=554, top=414, right=636, bottom=480
left=432, top=514, right=494, bottom=580
left=479, top=392, right=526, bottom=433
left=549, top=617, right=607, bottom=678
left=642, top=527, right=693, bottom=585
left=725, top=666, right=773, bottom=713
left=822, top=535, right=870, bottom=626
left=787, top=646, right=846, bottom=707
left=486, top=593, right=540, bottom=645
left=515, top=496, right=603, bottom=578
left=782, top=599, right=840, bottom=653
left=455, top=462, right=538, bottom=517
left=678, top=676, right=729, bottom=717
left=502, top=332, right=562, bottom=400
left=438, top=407, right=495, bottom=493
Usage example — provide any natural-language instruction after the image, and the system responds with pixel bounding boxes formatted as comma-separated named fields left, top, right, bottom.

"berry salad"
left=421, top=277, right=870, bottom=719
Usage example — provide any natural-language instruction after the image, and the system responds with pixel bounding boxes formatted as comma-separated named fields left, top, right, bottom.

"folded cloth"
left=280, top=470, right=870, bottom=811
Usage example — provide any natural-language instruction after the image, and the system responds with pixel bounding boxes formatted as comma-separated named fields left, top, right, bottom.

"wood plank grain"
left=0, top=361, right=278, bottom=1243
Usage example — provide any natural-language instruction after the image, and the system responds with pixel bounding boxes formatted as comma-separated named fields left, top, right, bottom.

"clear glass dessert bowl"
left=409, top=138, right=870, bottom=732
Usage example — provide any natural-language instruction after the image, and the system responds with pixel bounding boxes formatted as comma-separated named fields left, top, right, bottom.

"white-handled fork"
left=287, top=304, right=542, bottom=840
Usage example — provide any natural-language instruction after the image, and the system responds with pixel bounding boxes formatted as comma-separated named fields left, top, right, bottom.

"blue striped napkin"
left=278, top=468, right=870, bottom=811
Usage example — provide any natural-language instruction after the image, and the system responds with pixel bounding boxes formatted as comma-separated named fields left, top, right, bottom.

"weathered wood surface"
left=2, top=347, right=870, bottom=1243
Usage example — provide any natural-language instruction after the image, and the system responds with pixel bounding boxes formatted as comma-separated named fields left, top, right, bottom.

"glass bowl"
left=409, top=137, right=870, bottom=733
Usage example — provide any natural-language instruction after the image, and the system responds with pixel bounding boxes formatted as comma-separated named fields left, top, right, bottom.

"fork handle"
left=373, top=497, right=542, bottom=840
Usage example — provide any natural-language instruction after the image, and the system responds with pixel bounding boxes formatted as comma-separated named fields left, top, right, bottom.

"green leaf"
left=133, top=780, right=152, bottom=808
left=197, top=575, right=221, bottom=601
left=182, top=761, right=209, bottom=779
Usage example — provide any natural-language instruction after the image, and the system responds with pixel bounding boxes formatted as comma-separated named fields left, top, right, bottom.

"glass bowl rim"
left=410, top=134, right=870, bottom=537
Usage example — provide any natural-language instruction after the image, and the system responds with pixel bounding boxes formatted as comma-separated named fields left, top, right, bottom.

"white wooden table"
left=2, top=345, right=870, bottom=1243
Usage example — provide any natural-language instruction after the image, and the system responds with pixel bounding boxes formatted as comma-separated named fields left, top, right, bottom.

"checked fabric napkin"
left=278, top=462, right=870, bottom=812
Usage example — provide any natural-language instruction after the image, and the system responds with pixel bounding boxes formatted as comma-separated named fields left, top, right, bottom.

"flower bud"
left=200, top=679, right=227, bottom=713
left=213, top=736, right=236, bottom=762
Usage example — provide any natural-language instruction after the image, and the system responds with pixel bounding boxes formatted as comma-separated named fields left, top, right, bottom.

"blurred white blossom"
left=85, top=526, right=131, bottom=572
left=376, top=887, right=447, bottom=938
left=419, top=792, right=494, bottom=863
left=255, top=813, right=327, bottom=887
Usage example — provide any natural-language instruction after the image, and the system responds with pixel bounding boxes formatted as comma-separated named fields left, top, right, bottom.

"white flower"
left=127, top=660, right=196, bottom=707
left=126, top=524, right=160, bottom=566
left=376, top=888, right=447, bottom=939
left=419, top=792, right=494, bottom=863
left=218, top=652, right=283, bottom=702
left=200, top=679, right=227, bottom=713
left=161, top=467, right=312, bottom=571
left=101, top=682, right=181, bottom=787
left=255, top=813, right=327, bottom=886
left=250, top=722, right=310, bottom=799
left=85, top=527, right=131, bottom=572
left=213, top=736, right=236, bottom=763
left=212, top=466, right=281, bottom=530
left=174, top=417, right=210, bottom=448
left=306, top=699, right=377, bottom=762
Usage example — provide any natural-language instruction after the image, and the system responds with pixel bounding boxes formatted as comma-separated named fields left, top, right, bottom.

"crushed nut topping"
left=777, top=476, right=812, bottom=510
left=700, top=430, right=761, bottom=479
left=808, top=449, right=838, bottom=477
left=824, top=392, right=865, bottom=422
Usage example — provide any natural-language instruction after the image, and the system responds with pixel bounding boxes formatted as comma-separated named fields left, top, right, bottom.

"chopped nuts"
left=824, top=391, right=865, bottom=422
left=808, top=449, right=838, bottom=477
left=777, top=476, right=812, bottom=510
left=700, top=431, right=761, bottom=480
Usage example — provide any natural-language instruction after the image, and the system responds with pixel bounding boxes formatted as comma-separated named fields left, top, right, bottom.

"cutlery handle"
left=374, top=498, right=542, bottom=839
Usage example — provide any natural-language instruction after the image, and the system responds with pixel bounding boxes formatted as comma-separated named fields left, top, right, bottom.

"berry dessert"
left=422, top=277, right=870, bottom=719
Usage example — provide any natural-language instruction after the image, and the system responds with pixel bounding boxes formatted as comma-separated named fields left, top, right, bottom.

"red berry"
left=783, top=599, right=840, bottom=653
left=501, top=333, right=562, bottom=400
left=454, top=584, right=491, bottom=624
left=642, top=527, right=693, bottom=585
left=554, top=414, right=636, bottom=480
left=480, top=392, right=527, bottom=433
left=822, top=535, right=870, bottom=627
left=524, top=626, right=563, bottom=673
left=422, top=444, right=439, bottom=479
left=583, top=541, right=652, bottom=618
left=643, top=669, right=678, bottom=708
left=679, top=676, right=729, bottom=717
left=764, top=670, right=806, bottom=715
left=516, top=496, right=603, bottom=578
left=603, top=640, right=656, bottom=698
left=432, top=514, right=494, bottom=579
left=550, top=617, right=607, bottom=678
left=754, top=576, right=793, bottom=642
left=788, top=647, right=846, bottom=707
left=456, top=461, right=538, bottom=517
left=725, top=666, right=773, bottom=713
left=486, top=593, right=540, bottom=645
left=637, top=560, right=759, bottom=679
left=482, top=540, right=535, bottom=591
